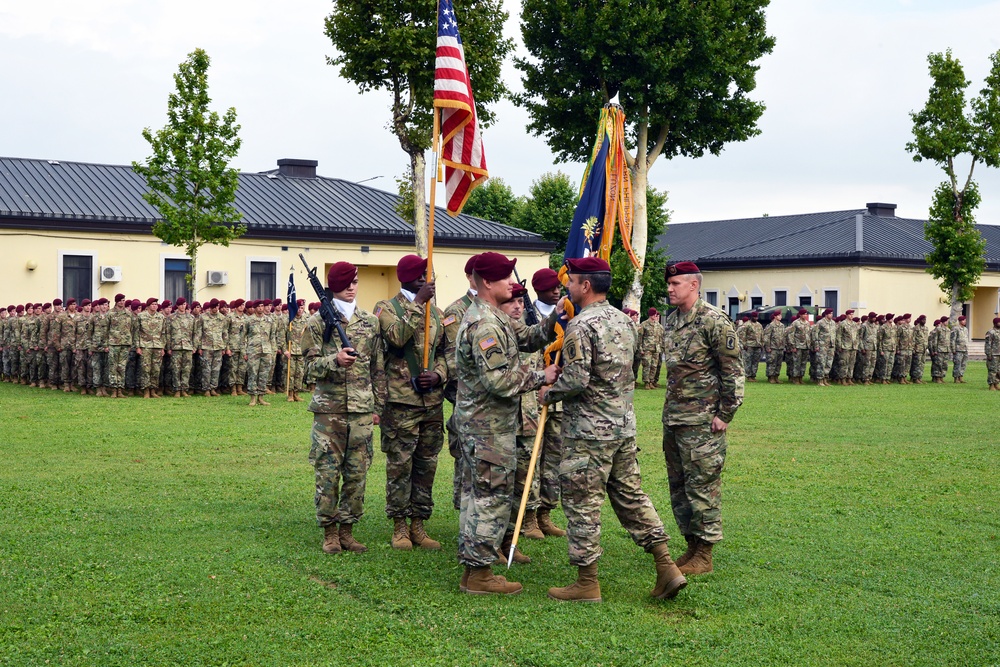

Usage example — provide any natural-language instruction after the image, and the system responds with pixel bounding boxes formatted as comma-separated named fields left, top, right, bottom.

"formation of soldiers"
left=0, top=294, right=315, bottom=403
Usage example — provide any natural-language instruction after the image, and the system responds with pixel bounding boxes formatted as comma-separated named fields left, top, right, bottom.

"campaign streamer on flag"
left=287, top=271, right=297, bottom=322
left=434, top=0, right=488, bottom=216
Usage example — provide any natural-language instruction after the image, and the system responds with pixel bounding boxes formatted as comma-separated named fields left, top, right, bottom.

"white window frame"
left=159, top=252, right=191, bottom=300
left=823, top=287, right=841, bottom=314
left=246, top=256, right=281, bottom=300
left=773, top=287, right=789, bottom=307
left=57, top=249, right=99, bottom=301
left=704, top=289, right=719, bottom=307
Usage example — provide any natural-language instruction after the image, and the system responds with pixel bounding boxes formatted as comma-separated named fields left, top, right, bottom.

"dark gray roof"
left=0, top=156, right=551, bottom=251
left=656, top=206, right=1000, bottom=271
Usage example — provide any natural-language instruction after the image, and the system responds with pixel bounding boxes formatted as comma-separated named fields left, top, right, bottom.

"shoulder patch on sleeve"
left=563, top=330, right=583, bottom=363
left=442, top=314, right=457, bottom=327
left=373, top=306, right=383, bottom=317
left=479, top=336, right=498, bottom=352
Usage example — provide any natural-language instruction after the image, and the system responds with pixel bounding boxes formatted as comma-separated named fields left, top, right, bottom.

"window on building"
left=164, top=258, right=192, bottom=304
left=728, top=297, right=740, bottom=320
left=62, top=255, right=93, bottom=304
left=774, top=290, right=787, bottom=306
left=824, top=290, right=838, bottom=316
left=751, top=296, right=763, bottom=309
left=250, top=261, right=277, bottom=300
left=799, top=295, right=812, bottom=307
left=704, top=290, right=718, bottom=307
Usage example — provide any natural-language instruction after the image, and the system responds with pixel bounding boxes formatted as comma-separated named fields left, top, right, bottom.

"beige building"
left=658, top=203, right=1000, bottom=339
left=0, top=157, right=552, bottom=312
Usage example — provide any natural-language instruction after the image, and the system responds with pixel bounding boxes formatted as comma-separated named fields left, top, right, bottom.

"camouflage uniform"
left=245, top=313, right=277, bottom=396
left=199, top=311, right=229, bottom=392
left=543, top=300, right=669, bottom=566
left=287, top=312, right=307, bottom=392
left=875, top=321, right=897, bottom=382
left=443, top=291, right=475, bottom=510
left=20, top=314, right=40, bottom=383
left=43, top=310, right=59, bottom=387
left=106, top=306, right=134, bottom=389
left=951, top=323, right=969, bottom=379
left=814, top=317, right=836, bottom=381
left=454, top=298, right=554, bottom=567
left=985, top=326, right=1000, bottom=386
left=272, top=318, right=289, bottom=391
left=55, top=310, right=78, bottom=386
left=893, top=322, right=914, bottom=381
left=929, top=322, right=951, bottom=379
left=638, top=317, right=664, bottom=386
left=788, top=318, right=811, bottom=379
left=89, top=308, right=109, bottom=390
left=513, top=349, right=542, bottom=519
left=835, top=317, right=859, bottom=381
left=74, top=311, right=92, bottom=388
left=227, top=311, right=247, bottom=389
left=136, top=310, right=166, bottom=390
left=762, top=318, right=786, bottom=380
left=375, top=293, right=449, bottom=522
left=910, top=322, right=929, bottom=382
left=169, top=311, right=196, bottom=393
left=739, top=319, right=763, bottom=380
left=303, top=309, right=386, bottom=527
left=858, top=320, right=879, bottom=383
left=661, top=299, right=744, bottom=544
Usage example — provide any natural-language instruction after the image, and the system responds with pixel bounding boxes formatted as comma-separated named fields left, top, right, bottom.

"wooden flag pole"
left=422, top=107, right=442, bottom=371
left=285, top=322, right=293, bottom=400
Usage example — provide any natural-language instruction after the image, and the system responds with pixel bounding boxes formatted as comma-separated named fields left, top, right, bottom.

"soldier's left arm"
left=370, top=318, right=387, bottom=416
left=511, top=306, right=557, bottom=352
left=710, top=315, right=745, bottom=423
left=431, top=307, right=449, bottom=385
left=542, top=324, right=591, bottom=405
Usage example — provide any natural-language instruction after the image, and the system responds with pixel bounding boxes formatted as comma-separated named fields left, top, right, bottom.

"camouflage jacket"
left=227, top=313, right=247, bottom=353
left=137, top=311, right=166, bottom=349
left=895, top=322, right=914, bottom=353
left=273, top=316, right=289, bottom=351
left=543, top=300, right=637, bottom=440
left=169, top=312, right=196, bottom=351
left=107, top=307, right=135, bottom=347
left=740, top=321, right=764, bottom=348
left=43, top=312, right=59, bottom=347
left=74, top=312, right=92, bottom=350
left=950, top=325, right=969, bottom=353
left=662, top=298, right=744, bottom=426
left=929, top=324, right=952, bottom=354
left=859, top=322, right=879, bottom=351
left=288, top=314, right=307, bottom=355
left=638, top=319, right=664, bottom=353
left=21, top=316, right=40, bottom=349
left=815, top=318, right=836, bottom=349
left=89, top=311, right=109, bottom=351
left=912, top=324, right=929, bottom=355
left=878, top=323, right=897, bottom=353
left=245, top=314, right=276, bottom=356
left=762, top=320, right=786, bottom=350
left=985, top=327, right=1000, bottom=356
left=516, top=350, right=541, bottom=437
left=55, top=311, right=78, bottom=349
left=836, top=319, right=859, bottom=350
left=375, top=292, right=448, bottom=407
left=453, top=298, right=555, bottom=440
left=303, top=309, right=385, bottom=415
left=789, top=318, right=811, bottom=349
left=200, top=312, right=229, bottom=351
left=442, top=291, right=475, bottom=403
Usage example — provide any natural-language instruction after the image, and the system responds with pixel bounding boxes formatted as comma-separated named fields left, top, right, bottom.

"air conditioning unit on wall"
left=100, top=266, right=122, bottom=283
left=207, top=270, right=229, bottom=286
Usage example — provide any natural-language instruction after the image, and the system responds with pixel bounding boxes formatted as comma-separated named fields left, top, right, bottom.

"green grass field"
left=2, top=364, right=998, bottom=666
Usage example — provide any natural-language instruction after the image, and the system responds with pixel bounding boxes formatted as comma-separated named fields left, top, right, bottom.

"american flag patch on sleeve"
left=374, top=306, right=383, bottom=317
left=442, top=315, right=457, bottom=326
left=479, top=336, right=497, bottom=351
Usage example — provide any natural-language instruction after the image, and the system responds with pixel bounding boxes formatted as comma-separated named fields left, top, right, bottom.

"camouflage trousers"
left=765, top=350, right=784, bottom=379
left=790, top=349, right=809, bottom=378
left=910, top=350, right=927, bottom=381
left=511, top=434, right=542, bottom=522
left=107, top=346, right=129, bottom=388
left=1, top=348, right=9, bottom=377
left=817, top=345, right=835, bottom=380
left=743, top=347, right=762, bottom=380
left=859, top=350, right=877, bottom=383
left=228, top=353, right=247, bottom=388
left=28, top=349, right=41, bottom=382
left=47, top=348, right=59, bottom=386
left=140, top=349, right=164, bottom=390
left=287, top=355, right=304, bottom=392
left=273, top=353, right=287, bottom=390
left=952, top=352, right=968, bottom=378
left=191, top=353, right=203, bottom=391
left=59, top=349, right=74, bottom=385
left=829, top=350, right=841, bottom=380
left=172, top=350, right=193, bottom=392
left=835, top=349, right=857, bottom=381
left=201, top=350, right=224, bottom=390
left=262, top=353, right=276, bottom=390
left=663, top=423, right=726, bottom=544
left=561, top=436, right=668, bottom=567
left=457, top=431, right=516, bottom=567
left=874, top=351, right=892, bottom=381
left=381, top=402, right=444, bottom=520
left=892, top=352, right=912, bottom=380
left=309, top=411, right=374, bottom=526
left=125, top=351, right=139, bottom=390
left=246, top=352, right=270, bottom=396
left=930, top=353, right=949, bottom=379
left=74, top=349, right=89, bottom=387
left=987, top=356, right=1000, bottom=385
left=640, top=352, right=661, bottom=386
left=447, top=410, right=464, bottom=511
left=91, top=351, right=107, bottom=388
left=538, top=411, right=563, bottom=511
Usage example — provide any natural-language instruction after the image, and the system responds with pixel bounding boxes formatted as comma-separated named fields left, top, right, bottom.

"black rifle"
left=299, top=254, right=357, bottom=356
left=513, top=267, right=540, bottom=326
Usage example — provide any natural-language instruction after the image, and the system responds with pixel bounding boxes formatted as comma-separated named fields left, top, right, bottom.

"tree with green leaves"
left=513, top=171, right=579, bottom=267
left=325, top=0, right=513, bottom=257
left=515, top=0, right=774, bottom=310
left=462, top=177, right=522, bottom=226
left=907, top=49, right=1000, bottom=321
left=132, top=49, right=245, bottom=294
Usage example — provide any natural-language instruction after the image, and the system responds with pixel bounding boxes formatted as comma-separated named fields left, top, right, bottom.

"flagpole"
left=285, top=322, right=293, bottom=400
left=422, top=106, right=442, bottom=371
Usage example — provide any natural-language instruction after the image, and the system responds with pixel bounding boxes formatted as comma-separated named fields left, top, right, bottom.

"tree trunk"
left=623, top=120, right=650, bottom=311
left=411, top=150, right=428, bottom=258
left=949, top=281, right=963, bottom=322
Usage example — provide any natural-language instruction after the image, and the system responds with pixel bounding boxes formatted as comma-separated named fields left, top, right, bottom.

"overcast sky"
left=2, top=0, right=1000, bottom=226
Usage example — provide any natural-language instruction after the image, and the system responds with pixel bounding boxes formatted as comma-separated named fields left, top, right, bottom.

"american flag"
left=434, top=0, right=488, bottom=216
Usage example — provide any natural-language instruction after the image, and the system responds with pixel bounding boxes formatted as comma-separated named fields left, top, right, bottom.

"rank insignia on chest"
left=442, top=315, right=456, bottom=326
left=479, top=336, right=498, bottom=351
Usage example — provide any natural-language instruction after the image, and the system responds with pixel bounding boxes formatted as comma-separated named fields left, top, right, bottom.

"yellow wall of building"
left=0, top=229, right=551, bottom=313
left=700, top=266, right=860, bottom=316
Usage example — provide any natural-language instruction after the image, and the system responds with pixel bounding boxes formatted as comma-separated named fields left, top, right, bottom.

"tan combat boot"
left=465, top=567, right=522, bottom=595
left=521, top=510, right=544, bottom=540
left=409, top=518, right=441, bottom=550
left=338, top=523, right=367, bottom=553
left=80, top=387, right=88, bottom=395
left=257, top=396, right=270, bottom=406
left=459, top=566, right=471, bottom=592
left=143, top=388, right=151, bottom=399
left=231, top=387, right=238, bottom=397
left=537, top=509, right=566, bottom=537
left=238, top=385, right=248, bottom=396
left=547, top=563, right=601, bottom=602
left=293, top=392, right=303, bottom=402
left=152, top=388, right=162, bottom=398
left=204, top=390, right=212, bottom=397
left=650, top=543, right=687, bottom=599
left=679, top=538, right=714, bottom=575
left=287, top=391, right=295, bottom=403
left=391, top=518, right=413, bottom=550
left=248, top=396, right=258, bottom=407
left=674, top=534, right=699, bottom=568
left=501, top=536, right=531, bottom=564
left=322, top=524, right=341, bottom=554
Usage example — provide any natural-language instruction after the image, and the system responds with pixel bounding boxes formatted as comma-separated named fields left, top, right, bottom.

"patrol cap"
left=464, top=254, right=481, bottom=275
left=474, top=252, right=517, bottom=281
left=665, top=261, right=700, bottom=277
left=531, top=268, right=560, bottom=292
left=566, top=256, right=610, bottom=274
left=648, top=307, right=658, bottom=317
left=397, top=254, right=428, bottom=283
left=327, top=261, right=358, bottom=292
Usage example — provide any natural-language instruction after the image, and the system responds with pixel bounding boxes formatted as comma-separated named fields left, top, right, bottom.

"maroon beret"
left=868, top=311, right=877, bottom=318
left=396, top=254, right=428, bottom=283
left=648, top=307, right=658, bottom=317
left=566, top=256, right=611, bottom=274
left=5, top=305, right=13, bottom=312
left=53, top=298, right=63, bottom=306
left=822, top=308, right=832, bottom=316
left=531, top=268, right=560, bottom=292
left=772, top=310, right=782, bottom=319
left=66, top=298, right=77, bottom=305
left=861, top=315, right=868, bottom=322
left=464, top=254, right=481, bottom=275
left=42, top=303, right=51, bottom=310
left=15, top=305, right=24, bottom=312
left=272, top=298, right=282, bottom=306
left=474, top=252, right=517, bottom=281
left=876, top=315, right=885, bottom=323
left=281, top=304, right=288, bottom=311
left=958, top=315, right=967, bottom=321
left=994, top=317, right=1000, bottom=325
left=798, top=308, right=808, bottom=316
left=297, top=299, right=305, bottom=306
left=845, top=309, right=854, bottom=315
left=885, top=313, right=894, bottom=319
left=81, top=298, right=91, bottom=306
left=741, top=316, right=749, bottom=322
left=146, top=297, right=158, bottom=306
left=129, top=301, right=140, bottom=311
left=233, top=298, right=245, bottom=307
left=749, top=311, right=758, bottom=319
left=114, top=293, right=126, bottom=302
left=207, top=298, right=218, bottom=308
left=509, top=284, right=528, bottom=299
left=218, top=300, right=228, bottom=308
left=903, top=313, right=911, bottom=319
left=191, top=300, right=201, bottom=308
left=309, top=302, right=319, bottom=311
left=161, top=299, right=171, bottom=308
left=665, top=261, right=700, bottom=277
left=175, top=297, right=186, bottom=306
left=327, top=261, right=358, bottom=293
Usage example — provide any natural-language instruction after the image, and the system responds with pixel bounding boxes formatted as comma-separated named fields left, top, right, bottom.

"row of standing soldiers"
left=0, top=295, right=317, bottom=401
